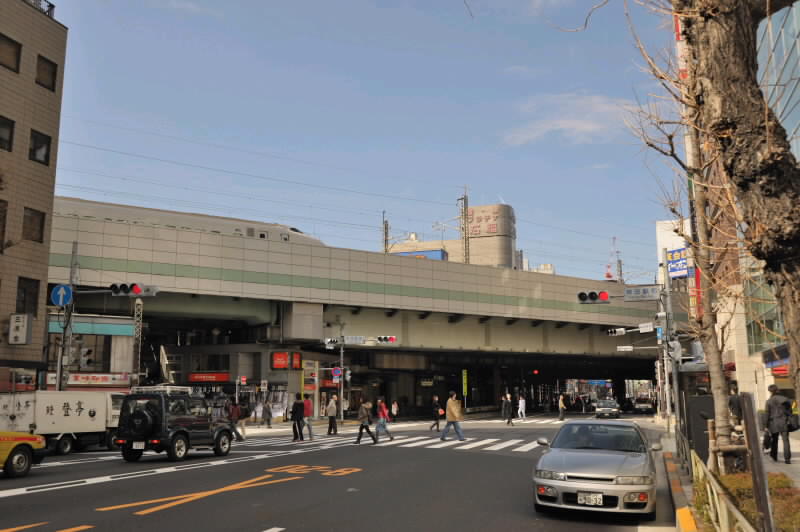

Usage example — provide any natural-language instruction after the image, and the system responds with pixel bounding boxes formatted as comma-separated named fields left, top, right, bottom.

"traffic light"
left=606, top=328, right=626, bottom=336
left=376, top=336, right=397, bottom=343
left=578, top=290, right=610, bottom=304
left=345, top=369, right=352, bottom=382
left=324, top=338, right=339, bottom=350
left=110, top=283, right=159, bottom=297
left=532, top=369, right=539, bottom=375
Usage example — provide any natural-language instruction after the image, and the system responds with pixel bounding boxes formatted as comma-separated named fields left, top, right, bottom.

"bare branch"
left=546, top=0, right=610, bottom=32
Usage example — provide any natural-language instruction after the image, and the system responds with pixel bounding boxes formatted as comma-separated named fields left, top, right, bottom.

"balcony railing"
left=24, top=0, right=55, bottom=18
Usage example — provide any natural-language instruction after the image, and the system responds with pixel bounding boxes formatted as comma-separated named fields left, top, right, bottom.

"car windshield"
left=550, top=424, right=647, bottom=453
left=597, top=400, right=616, bottom=408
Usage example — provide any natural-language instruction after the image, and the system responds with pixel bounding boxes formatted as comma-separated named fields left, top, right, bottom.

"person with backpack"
left=375, top=398, right=394, bottom=443
left=355, top=401, right=377, bottom=444
left=766, top=384, right=792, bottom=464
left=291, top=393, right=306, bottom=442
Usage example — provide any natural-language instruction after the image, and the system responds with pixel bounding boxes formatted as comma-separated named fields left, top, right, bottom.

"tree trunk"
left=674, top=0, right=800, bottom=409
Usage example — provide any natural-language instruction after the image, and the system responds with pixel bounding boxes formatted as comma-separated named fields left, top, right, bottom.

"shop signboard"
left=187, top=372, right=230, bottom=383
left=46, top=372, right=131, bottom=386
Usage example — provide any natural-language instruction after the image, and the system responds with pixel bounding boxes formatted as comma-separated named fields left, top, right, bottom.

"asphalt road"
left=0, top=414, right=675, bottom=532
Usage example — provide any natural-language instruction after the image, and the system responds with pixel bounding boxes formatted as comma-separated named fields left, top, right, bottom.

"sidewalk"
left=762, top=430, right=800, bottom=486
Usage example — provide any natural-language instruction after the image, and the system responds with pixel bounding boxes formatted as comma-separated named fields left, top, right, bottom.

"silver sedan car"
left=532, top=420, right=660, bottom=519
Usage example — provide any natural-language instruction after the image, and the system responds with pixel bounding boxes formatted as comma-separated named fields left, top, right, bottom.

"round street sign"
left=331, top=367, right=342, bottom=378
left=50, top=284, right=73, bottom=307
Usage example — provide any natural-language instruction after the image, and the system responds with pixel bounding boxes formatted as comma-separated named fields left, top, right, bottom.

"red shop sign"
left=291, top=352, right=303, bottom=370
left=321, top=379, right=338, bottom=388
left=272, top=352, right=289, bottom=370
left=188, top=372, right=230, bottom=383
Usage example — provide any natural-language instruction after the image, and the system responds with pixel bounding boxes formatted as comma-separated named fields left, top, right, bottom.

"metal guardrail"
left=23, top=0, right=55, bottom=17
left=691, top=450, right=757, bottom=532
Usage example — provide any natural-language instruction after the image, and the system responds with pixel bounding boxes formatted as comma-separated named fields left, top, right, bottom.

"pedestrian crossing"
left=234, top=433, right=546, bottom=454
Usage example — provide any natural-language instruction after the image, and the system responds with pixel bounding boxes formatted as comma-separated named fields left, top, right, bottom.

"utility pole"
left=382, top=211, right=389, bottom=254
left=56, top=241, right=79, bottom=391
left=338, top=320, right=345, bottom=422
left=458, top=186, right=470, bottom=265
left=662, top=248, right=680, bottom=435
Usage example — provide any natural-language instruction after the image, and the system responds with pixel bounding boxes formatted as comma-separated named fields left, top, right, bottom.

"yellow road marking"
left=676, top=506, right=698, bottom=532
left=95, top=474, right=303, bottom=516
left=55, top=527, right=95, bottom=532
left=0, top=523, right=48, bottom=532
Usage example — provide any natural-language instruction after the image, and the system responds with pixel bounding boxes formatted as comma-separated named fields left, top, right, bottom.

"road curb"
left=663, top=451, right=698, bottom=532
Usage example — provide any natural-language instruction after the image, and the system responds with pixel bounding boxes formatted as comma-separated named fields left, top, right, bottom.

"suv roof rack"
left=130, top=385, right=193, bottom=395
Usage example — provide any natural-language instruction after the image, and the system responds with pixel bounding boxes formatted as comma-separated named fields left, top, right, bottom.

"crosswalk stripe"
left=534, top=420, right=550, bottom=424
left=456, top=438, right=499, bottom=450
left=425, top=438, right=470, bottom=449
left=483, top=439, right=524, bottom=451
left=375, top=436, right=422, bottom=447
left=400, top=438, right=440, bottom=448
left=512, top=441, right=540, bottom=452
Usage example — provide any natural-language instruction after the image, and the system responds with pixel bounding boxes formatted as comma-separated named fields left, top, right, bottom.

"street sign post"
left=50, top=284, right=73, bottom=307
left=331, top=367, right=342, bottom=378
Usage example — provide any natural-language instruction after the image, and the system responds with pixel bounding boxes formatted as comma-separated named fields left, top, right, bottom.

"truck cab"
left=115, top=386, right=232, bottom=462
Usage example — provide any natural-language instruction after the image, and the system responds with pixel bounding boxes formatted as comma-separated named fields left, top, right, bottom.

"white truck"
left=0, top=391, right=125, bottom=455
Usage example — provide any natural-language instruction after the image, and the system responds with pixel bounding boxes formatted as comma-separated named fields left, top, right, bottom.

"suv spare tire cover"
left=129, top=409, right=155, bottom=438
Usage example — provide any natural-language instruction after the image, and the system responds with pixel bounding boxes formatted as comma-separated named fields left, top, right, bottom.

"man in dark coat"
left=291, top=393, right=306, bottom=442
left=765, top=384, right=792, bottom=464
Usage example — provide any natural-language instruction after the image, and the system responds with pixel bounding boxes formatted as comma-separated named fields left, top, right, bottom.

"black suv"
left=115, top=386, right=233, bottom=462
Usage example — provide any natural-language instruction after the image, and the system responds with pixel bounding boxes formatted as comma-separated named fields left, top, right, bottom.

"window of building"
left=0, top=200, right=6, bottom=253
left=29, top=130, right=51, bottom=165
left=22, top=207, right=45, bottom=242
left=280, top=233, right=290, bottom=242
left=0, top=115, right=13, bottom=151
left=191, top=354, right=230, bottom=371
left=0, top=33, right=21, bottom=73
left=259, top=232, right=267, bottom=239
left=16, top=277, right=40, bottom=315
left=36, top=55, right=58, bottom=91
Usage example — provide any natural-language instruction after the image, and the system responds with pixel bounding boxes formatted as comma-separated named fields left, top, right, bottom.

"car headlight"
left=616, top=475, right=653, bottom=485
left=535, top=470, right=567, bottom=481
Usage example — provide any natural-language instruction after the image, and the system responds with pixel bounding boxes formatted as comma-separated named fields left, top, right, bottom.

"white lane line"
left=512, top=441, right=540, bottom=452
left=550, top=420, right=565, bottom=424
left=262, top=528, right=285, bottom=532
left=374, top=436, right=422, bottom=447
left=400, top=438, right=439, bottom=448
left=483, top=439, right=524, bottom=451
left=534, top=420, right=551, bottom=424
left=456, top=438, right=499, bottom=450
left=425, top=439, right=471, bottom=449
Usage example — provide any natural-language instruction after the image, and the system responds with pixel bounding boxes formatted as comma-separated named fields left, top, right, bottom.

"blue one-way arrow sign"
left=50, top=284, right=73, bottom=307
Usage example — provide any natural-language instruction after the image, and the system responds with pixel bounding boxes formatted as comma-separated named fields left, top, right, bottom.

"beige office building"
left=390, top=204, right=519, bottom=268
left=0, top=0, right=67, bottom=373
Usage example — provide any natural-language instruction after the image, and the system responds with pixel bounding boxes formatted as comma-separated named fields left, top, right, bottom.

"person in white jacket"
left=326, top=394, right=339, bottom=435
left=517, top=394, right=526, bottom=420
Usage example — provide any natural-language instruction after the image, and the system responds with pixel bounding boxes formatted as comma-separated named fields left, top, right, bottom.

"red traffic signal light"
left=533, top=369, right=539, bottom=375
left=110, top=283, right=150, bottom=296
left=377, top=336, right=397, bottom=343
left=577, top=290, right=610, bottom=304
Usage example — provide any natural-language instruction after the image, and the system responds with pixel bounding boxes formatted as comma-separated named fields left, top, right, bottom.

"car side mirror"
left=537, top=437, right=549, bottom=446
left=650, top=443, right=662, bottom=452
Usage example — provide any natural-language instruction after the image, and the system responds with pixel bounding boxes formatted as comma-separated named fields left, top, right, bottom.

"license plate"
left=132, top=441, right=145, bottom=450
left=577, top=492, right=603, bottom=506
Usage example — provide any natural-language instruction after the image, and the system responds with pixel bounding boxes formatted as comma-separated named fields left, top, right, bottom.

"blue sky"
left=54, top=0, right=675, bottom=282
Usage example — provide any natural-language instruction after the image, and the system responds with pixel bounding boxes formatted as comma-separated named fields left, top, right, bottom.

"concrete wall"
left=0, top=1, right=67, bottom=366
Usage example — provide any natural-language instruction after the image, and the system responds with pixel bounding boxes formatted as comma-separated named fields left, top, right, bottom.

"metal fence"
left=24, top=0, right=55, bottom=17
left=691, top=450, right=757, bottom=532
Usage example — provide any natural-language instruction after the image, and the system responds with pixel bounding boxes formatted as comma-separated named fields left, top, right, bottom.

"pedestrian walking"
left=326, top=394, right=339, bottom=435
left=237, top=401, right=249, bottom=440
left=391, top=400, right=399, bottom=420
left=227, top=401, right=245, bottom=442
left=430, top=395, right=442, bottom=431
left=517, top=394, right=526, bottom=420
left=502, top=393, right=514, bottom=426
left=302, top=394, right=314, bottom=441
left=375, top=398, right=394, bottom=443
left=765, top=384, right=792, bottom=464
left=728, top=381, right=742, bottom=425
left=262, top=400, right=272, bottom=428
left=355, top=401, right=377, bottom=444
left=440, top=391, right=465, bottom=441
left=291, top=393, right=306, bottom=442
left=558, top=394, right=566, bottom=421
left=254, top=400, right=263, bottom=426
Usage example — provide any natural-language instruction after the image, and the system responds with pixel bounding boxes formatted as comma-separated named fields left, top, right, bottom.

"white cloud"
left=503, top=92, right=634, bottom=146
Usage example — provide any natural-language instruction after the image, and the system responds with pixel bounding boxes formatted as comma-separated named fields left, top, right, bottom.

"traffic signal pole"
left=339, top=323, right=345, bottom=422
